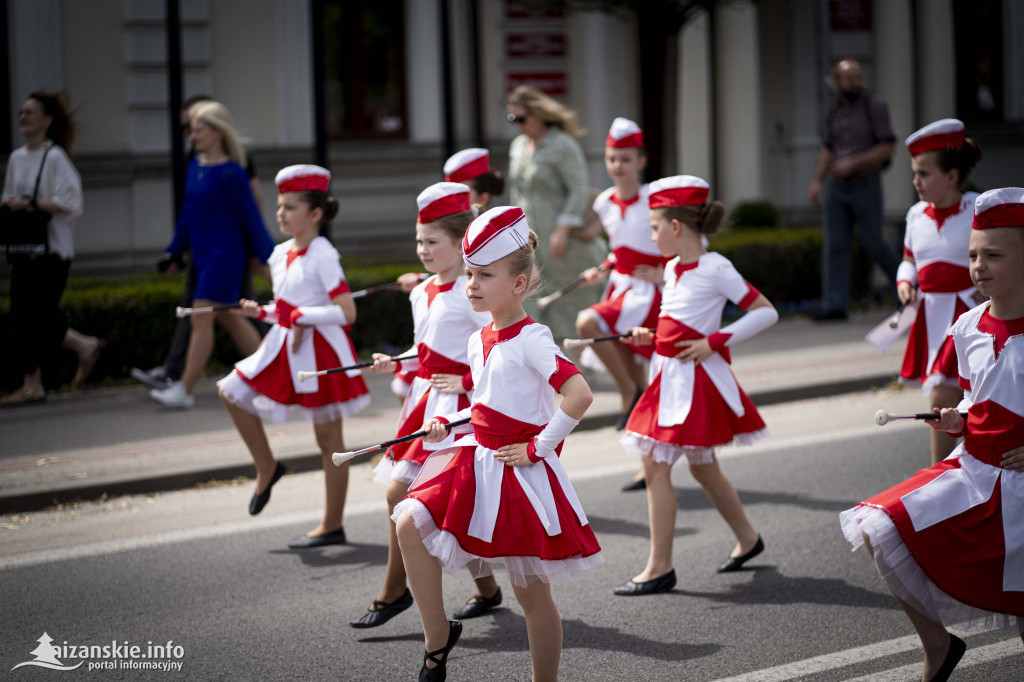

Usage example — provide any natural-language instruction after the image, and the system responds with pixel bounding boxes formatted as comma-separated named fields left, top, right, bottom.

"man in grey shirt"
left=807, top=58, right=900, bottom=321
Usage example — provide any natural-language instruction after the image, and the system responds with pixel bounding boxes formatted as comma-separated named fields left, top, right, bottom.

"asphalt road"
left=3, top=395, right=1023, bottom=681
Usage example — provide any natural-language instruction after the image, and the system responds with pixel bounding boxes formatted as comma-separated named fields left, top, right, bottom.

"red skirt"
left=857, top=456, right=1024, bottom=617
left=240, top=330, right=368, bottom=408
left=624, top=363, right=766, bottom=449
left=403, top=445, right=601, bottom=563
left=900, top=297, right=969, bottom=384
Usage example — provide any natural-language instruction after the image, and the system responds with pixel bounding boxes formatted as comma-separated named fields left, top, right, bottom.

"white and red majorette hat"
left=648, top=175, right=710, bottom=208
left=462, top=206, right=530, bottom=267
left=972, top=188, right=1024, bottom=230
left=417, top=182, right=471, bottom=223
left=444, top=148, right=489, bottom=183
left=905, top=119, right=965, bottom=157
left=606, top=117, right=644, bottom=148
left=275, top=164, right=331, bottom=193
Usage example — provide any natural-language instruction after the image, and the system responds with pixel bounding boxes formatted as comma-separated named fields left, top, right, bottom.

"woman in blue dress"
left=150, top=101, right=276, bottom=408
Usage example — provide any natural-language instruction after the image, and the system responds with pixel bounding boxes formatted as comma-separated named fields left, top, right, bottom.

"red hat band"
left=278, top=175, right=330, bottom=194
left=419, top=193, right=471, bottom=223
left=446, top=155, right=490, bottom=183
left=908, top=130, right=966, bottom=157
left=606, top=131, right=644, bottom=149
left=972, top=203, right=1024, bottom=230
left=649, top=186, right=709, bottom=209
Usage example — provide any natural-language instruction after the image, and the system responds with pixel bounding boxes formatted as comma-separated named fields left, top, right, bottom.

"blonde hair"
left=652, top=202, right=726, bottom=236
left=497, top=229, right=543, bottom=299
left=506, top=86, right=585, bottom=138
left=190, top=101, right=247, bottom=167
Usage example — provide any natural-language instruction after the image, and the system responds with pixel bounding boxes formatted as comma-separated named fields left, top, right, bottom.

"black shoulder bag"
left=1, top=143, right=54, bottom=259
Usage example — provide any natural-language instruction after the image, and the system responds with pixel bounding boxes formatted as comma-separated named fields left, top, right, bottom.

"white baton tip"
left=297, top=371, right=313, bottom=382
left=331, top=451, right=355, bottom=466
left=874, top=410, right=890, bottom=426
left=175, top=307, right=186, bottom=318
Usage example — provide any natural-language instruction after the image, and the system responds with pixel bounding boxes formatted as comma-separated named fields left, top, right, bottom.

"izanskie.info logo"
left=11, top=632, right=185, bottom=673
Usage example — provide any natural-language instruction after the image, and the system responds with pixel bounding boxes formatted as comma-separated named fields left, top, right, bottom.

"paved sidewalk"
left=0, top=311, right=909, bottom=513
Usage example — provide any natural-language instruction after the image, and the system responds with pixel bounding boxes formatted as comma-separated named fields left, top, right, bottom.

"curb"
left=0, top=372, right=897, bottom=514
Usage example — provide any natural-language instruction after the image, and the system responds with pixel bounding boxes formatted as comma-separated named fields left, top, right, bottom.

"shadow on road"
left=676, top=565, right=897, bottom=609
left=674, top=486, right=853, bottom=513
left=268, top=541, right=388, bottom=568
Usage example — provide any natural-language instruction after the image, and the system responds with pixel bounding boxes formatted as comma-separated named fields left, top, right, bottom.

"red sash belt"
left=415, top=345, right=471, bottom=379
left=918, top=262, right=973, bottom=293
left=613, top=247, right=670, bottom=275
left=274, top=299, right=298, bottom=329
left=654, top=316, right=732, bottom=364
left=470, top=404, right=543, bottom=449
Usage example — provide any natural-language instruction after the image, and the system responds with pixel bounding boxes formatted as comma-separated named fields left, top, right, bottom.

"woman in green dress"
left=506, top=86, right=606, bottom=341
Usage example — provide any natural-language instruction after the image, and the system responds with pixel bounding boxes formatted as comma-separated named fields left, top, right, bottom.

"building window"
left=323, top=0, right=407, bottom=139
left=953, top=0, right=1004, bottom=124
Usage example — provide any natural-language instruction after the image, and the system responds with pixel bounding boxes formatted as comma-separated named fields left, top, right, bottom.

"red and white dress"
left=218, top=236, right=370, bottom=423
left=622, top=253, right=769, bottom=465
left=374, top=274, right=491, bottom=485
left=898, top=193, right=978, bottom=395
left=841, top=303, right=1024, bottom=631
left=392, top=317, right=603, bottom=586
left=583, top=184, right=670, bottom=360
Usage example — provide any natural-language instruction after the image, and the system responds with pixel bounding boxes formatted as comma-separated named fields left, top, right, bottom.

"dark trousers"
left=161, top=260, right=256, bottom=381
left=9, top=254, right=71, bottom=376
left=822, top=175, right=900, bottom=313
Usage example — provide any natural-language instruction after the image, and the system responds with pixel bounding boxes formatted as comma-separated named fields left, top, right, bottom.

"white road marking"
left=843, top=638, right=1023, bottom=681
left=711, top=635, right=1021, bottom=682
left=709, top=634, right=922, bottom=681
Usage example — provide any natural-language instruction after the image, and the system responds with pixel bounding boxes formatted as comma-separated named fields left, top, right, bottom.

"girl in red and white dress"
left=615, top=176, right=778, bottom=596
left=350, top=183, right=500, bottom=630
left=897, top=119, right=984, bottom=465
left=218, top=165, right=370, bottom=548
left=394, top=206, right=602, bottom=682
left=575, top=118, right=670, bottom=435
left=841, top=188, right=1024, bottom=682
left=391, top=149, right=505, bottom=400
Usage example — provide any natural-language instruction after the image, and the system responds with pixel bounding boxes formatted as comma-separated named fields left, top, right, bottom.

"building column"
left=874, top=0, right=915, bottom=212
left=274, top=0, right=312, bottom=147
left=712, top=0, right=763, bottom=208
left=7, top=0, right=63, bottom=144
left=676, top=12, right=711, bottom=184
left=915, top=0, right=955, bottom=124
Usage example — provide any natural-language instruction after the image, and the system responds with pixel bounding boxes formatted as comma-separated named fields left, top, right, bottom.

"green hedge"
left=0, top=228, right=875, bottom=390
left=710, top=226, right=871, bottom=304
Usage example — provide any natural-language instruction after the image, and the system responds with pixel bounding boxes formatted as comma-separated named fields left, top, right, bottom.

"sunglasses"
left=506, top=114, right=527, bottom=125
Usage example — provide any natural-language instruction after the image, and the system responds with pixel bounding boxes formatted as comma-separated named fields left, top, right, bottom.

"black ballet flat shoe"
left=621, top=477, right=647, bottom=492
left=716, top=535, right=764, bottom=573
left=928, top=634, right=966, bottom=682
left=350, top=588, right=414, bottom=629
left=287, top=527, right=346, bottom=549
left=612, top=569, right=677, bottom=596
left=419, top=619, right=462, bottom=682
left=248, top=461, right=287, bottom=515
left=452, top=587, right=502, bottom=619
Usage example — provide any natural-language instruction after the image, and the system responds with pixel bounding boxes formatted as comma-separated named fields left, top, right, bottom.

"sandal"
left=1, top=387, right=47, bottom=407
left=419, top=620, right=462, bottom=682
left=73, top=338, right=106, bottom=385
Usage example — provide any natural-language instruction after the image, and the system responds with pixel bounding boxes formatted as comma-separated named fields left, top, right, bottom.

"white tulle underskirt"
left=620, top=428, right=769, bottom=466
left=392, top=499, right=604, bottom=588
left=373, top=456, right=421, bottom=486
left=840, top=504, right=1024, bottom=632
